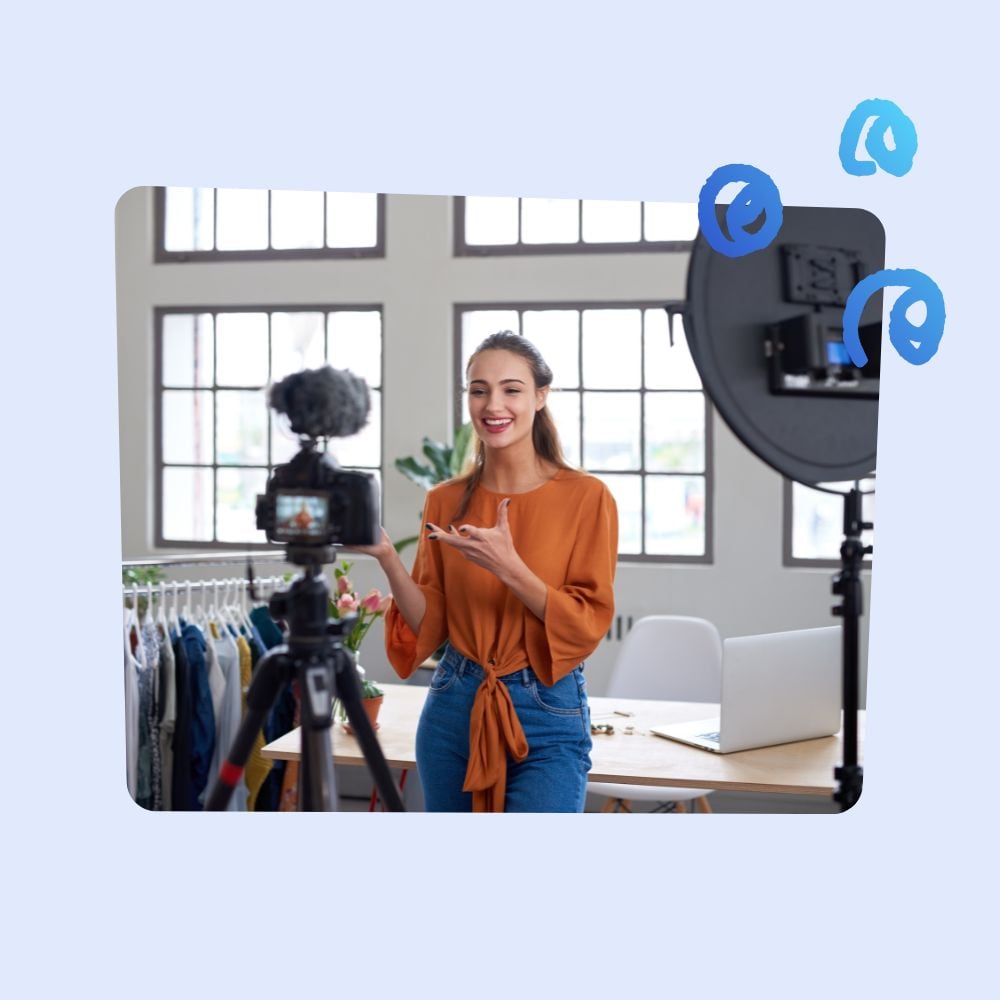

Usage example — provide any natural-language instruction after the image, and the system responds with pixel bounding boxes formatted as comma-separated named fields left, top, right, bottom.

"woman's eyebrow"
left=469, top=378, right=526, bottom=386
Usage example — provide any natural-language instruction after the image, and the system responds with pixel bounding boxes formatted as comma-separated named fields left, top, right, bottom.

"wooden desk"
left=261, top=683, right=865, bottom=796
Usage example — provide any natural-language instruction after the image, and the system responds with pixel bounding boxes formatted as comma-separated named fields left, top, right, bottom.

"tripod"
left=206, top=558, right=405, bottom=812
left=830, top=486, right=871, bottom=812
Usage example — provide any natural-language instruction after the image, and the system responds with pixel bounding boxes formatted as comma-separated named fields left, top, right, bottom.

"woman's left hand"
left=426, top=498, right=522, bottom=584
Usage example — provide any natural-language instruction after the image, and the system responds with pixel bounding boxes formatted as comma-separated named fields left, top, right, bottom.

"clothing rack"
left=122, top=551, right=291, bottom=569
left=122, top=575, right=289, bottom=601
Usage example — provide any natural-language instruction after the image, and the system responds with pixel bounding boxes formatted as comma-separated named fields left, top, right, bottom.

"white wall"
left=116, top=187, right=871, bottom=702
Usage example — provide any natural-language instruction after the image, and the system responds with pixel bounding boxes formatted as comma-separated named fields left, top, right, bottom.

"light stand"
left=684, top=205, right=884, bottom=812
left=831, top=486, right=871, bottom=811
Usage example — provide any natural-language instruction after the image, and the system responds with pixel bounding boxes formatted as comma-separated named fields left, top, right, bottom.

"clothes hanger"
left=129, top=584, right=147, bottom=669
left=168, top=581, right=180, bottom=632
left=156, top=580, right=168, bottom=634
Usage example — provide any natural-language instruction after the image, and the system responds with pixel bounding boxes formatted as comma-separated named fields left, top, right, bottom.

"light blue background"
left=3, top=2, right=996, bottom=995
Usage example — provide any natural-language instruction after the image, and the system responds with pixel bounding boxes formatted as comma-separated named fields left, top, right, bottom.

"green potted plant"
left=390, top=423, right=476, bottom=670
left=328, top=559, right=389, bottom=733
left=392, top=422, right=475, bottom=553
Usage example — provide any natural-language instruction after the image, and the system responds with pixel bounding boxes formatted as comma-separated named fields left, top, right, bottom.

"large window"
left=784, top=478, right=875, bottom=567
left=155, top=306, right=382, bottom=547
left=456, top=304, right=711, bottom=562
left=455, top=196, right=698, bottom=255
left=154, top=187, right=385, bottom=262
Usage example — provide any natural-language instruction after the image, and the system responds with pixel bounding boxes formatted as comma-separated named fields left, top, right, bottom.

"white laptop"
left=650, top=626, right=841, bottom=753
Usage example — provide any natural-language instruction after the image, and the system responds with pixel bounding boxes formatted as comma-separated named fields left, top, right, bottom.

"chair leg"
left=620, top=799, right=633, bottom=813
left=600, top=798, right=618, bottom=813
left=695, top=796, right=713, bottom=814
left=674, top=802, right=687, bottom=813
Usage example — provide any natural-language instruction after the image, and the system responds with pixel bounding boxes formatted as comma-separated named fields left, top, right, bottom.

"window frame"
left=153, top=188, right=387, bottom=263
left=153, top=303, right=384, bottom=550
left=453, top=300, right=713, bottom=565
left=781, top=477, right=875, bottom=569
left=453, top=196, right=696, bottom=257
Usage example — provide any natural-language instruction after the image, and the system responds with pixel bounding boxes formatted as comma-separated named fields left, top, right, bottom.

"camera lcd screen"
left=274, top=492, right=330, bottom=540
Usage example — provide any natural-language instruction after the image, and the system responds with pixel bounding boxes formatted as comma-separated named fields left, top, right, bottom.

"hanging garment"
left=250, top=605, right=291, bottom=811
left=124, top=632, right=140, bottom=802
left=206, top=621, right=246, bottom=811
left=237, top=633, right=272, bottom=810
left=179, top=623, right=216, bottom=810
left=204, top=629, right=226, bottom=727
left=156, top=623, right=176, bottom=811
left=170, top=628, right=193, bottom=810
left=139, top=620, right=163, bottom=810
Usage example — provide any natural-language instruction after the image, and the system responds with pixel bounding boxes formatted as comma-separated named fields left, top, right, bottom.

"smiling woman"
left=352, top=330, right=619, bottom=812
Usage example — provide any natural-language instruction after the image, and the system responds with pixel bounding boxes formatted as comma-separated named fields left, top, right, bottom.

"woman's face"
left=466, top=349, right=548, bottom=455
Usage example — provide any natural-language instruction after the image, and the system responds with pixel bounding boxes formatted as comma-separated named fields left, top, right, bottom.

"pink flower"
left=360, top=589, right=383, bottom=614
left=336, top=593, right=359, bottom=613
left=377, top=595, right=392, bottom=614
left=337, top=576, right=352, bottom=595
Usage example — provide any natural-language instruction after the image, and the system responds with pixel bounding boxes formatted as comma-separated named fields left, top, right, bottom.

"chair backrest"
left=606, top=615, right=722, bottom=702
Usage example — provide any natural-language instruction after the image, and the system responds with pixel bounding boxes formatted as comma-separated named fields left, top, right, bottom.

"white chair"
left=588, top=615, right=722, bottom=814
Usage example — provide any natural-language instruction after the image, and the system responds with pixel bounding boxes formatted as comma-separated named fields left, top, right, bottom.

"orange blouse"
left=385, top=469, right=618, bottom=811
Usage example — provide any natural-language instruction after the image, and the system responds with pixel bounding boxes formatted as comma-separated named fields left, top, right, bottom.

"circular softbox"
left=685, top=206, right=883, bottom=486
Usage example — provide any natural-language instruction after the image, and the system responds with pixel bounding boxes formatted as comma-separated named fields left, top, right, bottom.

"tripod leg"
left=206, top=649, right=291, bottom=812
left=334, top=647, right=405, bottom=812
left=299, top=659, right=338, bottom=811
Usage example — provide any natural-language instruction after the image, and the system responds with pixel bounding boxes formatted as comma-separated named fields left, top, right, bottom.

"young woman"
left=356, top=331, right=618, bottom=812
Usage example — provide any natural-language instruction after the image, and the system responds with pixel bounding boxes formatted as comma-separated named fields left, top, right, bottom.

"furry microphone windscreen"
left=268, top=366, right=371, bottom=439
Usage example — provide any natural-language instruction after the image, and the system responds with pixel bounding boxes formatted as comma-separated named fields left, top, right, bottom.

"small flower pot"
left=342, top=695, right=383, bottom=735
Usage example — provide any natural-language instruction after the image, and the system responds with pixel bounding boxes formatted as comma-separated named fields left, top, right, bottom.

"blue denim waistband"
left=439, top=642, right=535, bottom=686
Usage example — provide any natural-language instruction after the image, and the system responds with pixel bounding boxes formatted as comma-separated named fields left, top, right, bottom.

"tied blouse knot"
left=385, top=470, right=618, bottom=812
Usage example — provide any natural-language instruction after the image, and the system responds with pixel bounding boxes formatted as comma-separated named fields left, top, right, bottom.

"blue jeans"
left=415, top=643, right=593, bottom=812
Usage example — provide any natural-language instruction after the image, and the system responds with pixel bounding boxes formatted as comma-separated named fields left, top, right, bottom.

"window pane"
left=464, top=196, right=519, bottom=245
left=162, top=390, right=213, bottom=464
left=581, top=199, right=641, bottom=243
left=646, top=475, right=706, bottom=556
left=546, top=390, right=580, bottom=467
left=582, top=309, right=641, bottom=389
left=792, top=479, right=874, bottom=560
left=163, top=467, right=214, bottom=541
left=328, top=310, right=382, bottom=387
left=271, top=189, right=324, bottom=249
left=162, top=313, right=214, bottom=387
left=645, top=310, right=701, bottom=390
left=521, top=197, right=579, bottom=244
left=271, top=311, right=325, bottom=381
left=522, top=310, right=579, bottom=389
left=583, top=392, right=640, bottom=470
left=645, top=393, right=705, bottom=473
left=326, top=192, right=378, bottom=248
left=216, top=188, right=268, bottom=250
left=596, top=474, right=641, bottom=553
left=329, top=388, right=380, bottom=467
left=216, top=390, right=268, bottom=465
left=217, top=467, right=269, bottom=543
left=461, top=311, right=520, bottom=383
left=216, top=312, right=269, bottom=386
left=643, top=201, right=699, bottom=241
left=164, top=187, right=214, bottom=251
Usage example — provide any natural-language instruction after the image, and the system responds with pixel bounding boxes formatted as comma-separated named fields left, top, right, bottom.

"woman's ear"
left=536, top=385, right=550, bottom=411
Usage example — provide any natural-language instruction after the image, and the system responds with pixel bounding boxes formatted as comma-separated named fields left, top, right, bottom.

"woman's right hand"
left=342, top=527, right=396, bottom=565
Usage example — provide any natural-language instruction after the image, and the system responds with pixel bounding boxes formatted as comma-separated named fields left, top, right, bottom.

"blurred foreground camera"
left=255, top=366, right=380, bottom=563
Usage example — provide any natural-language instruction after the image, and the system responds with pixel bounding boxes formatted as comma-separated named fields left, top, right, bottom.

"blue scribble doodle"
left=842, top=268, right=945, bottom=367
left=697, top=163, right=783, bottom=257
left=839, top=99, right=918, bottom=177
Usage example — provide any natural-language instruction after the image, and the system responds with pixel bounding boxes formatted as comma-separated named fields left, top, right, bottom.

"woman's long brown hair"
left=452, top=331, right=576, bottom=521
